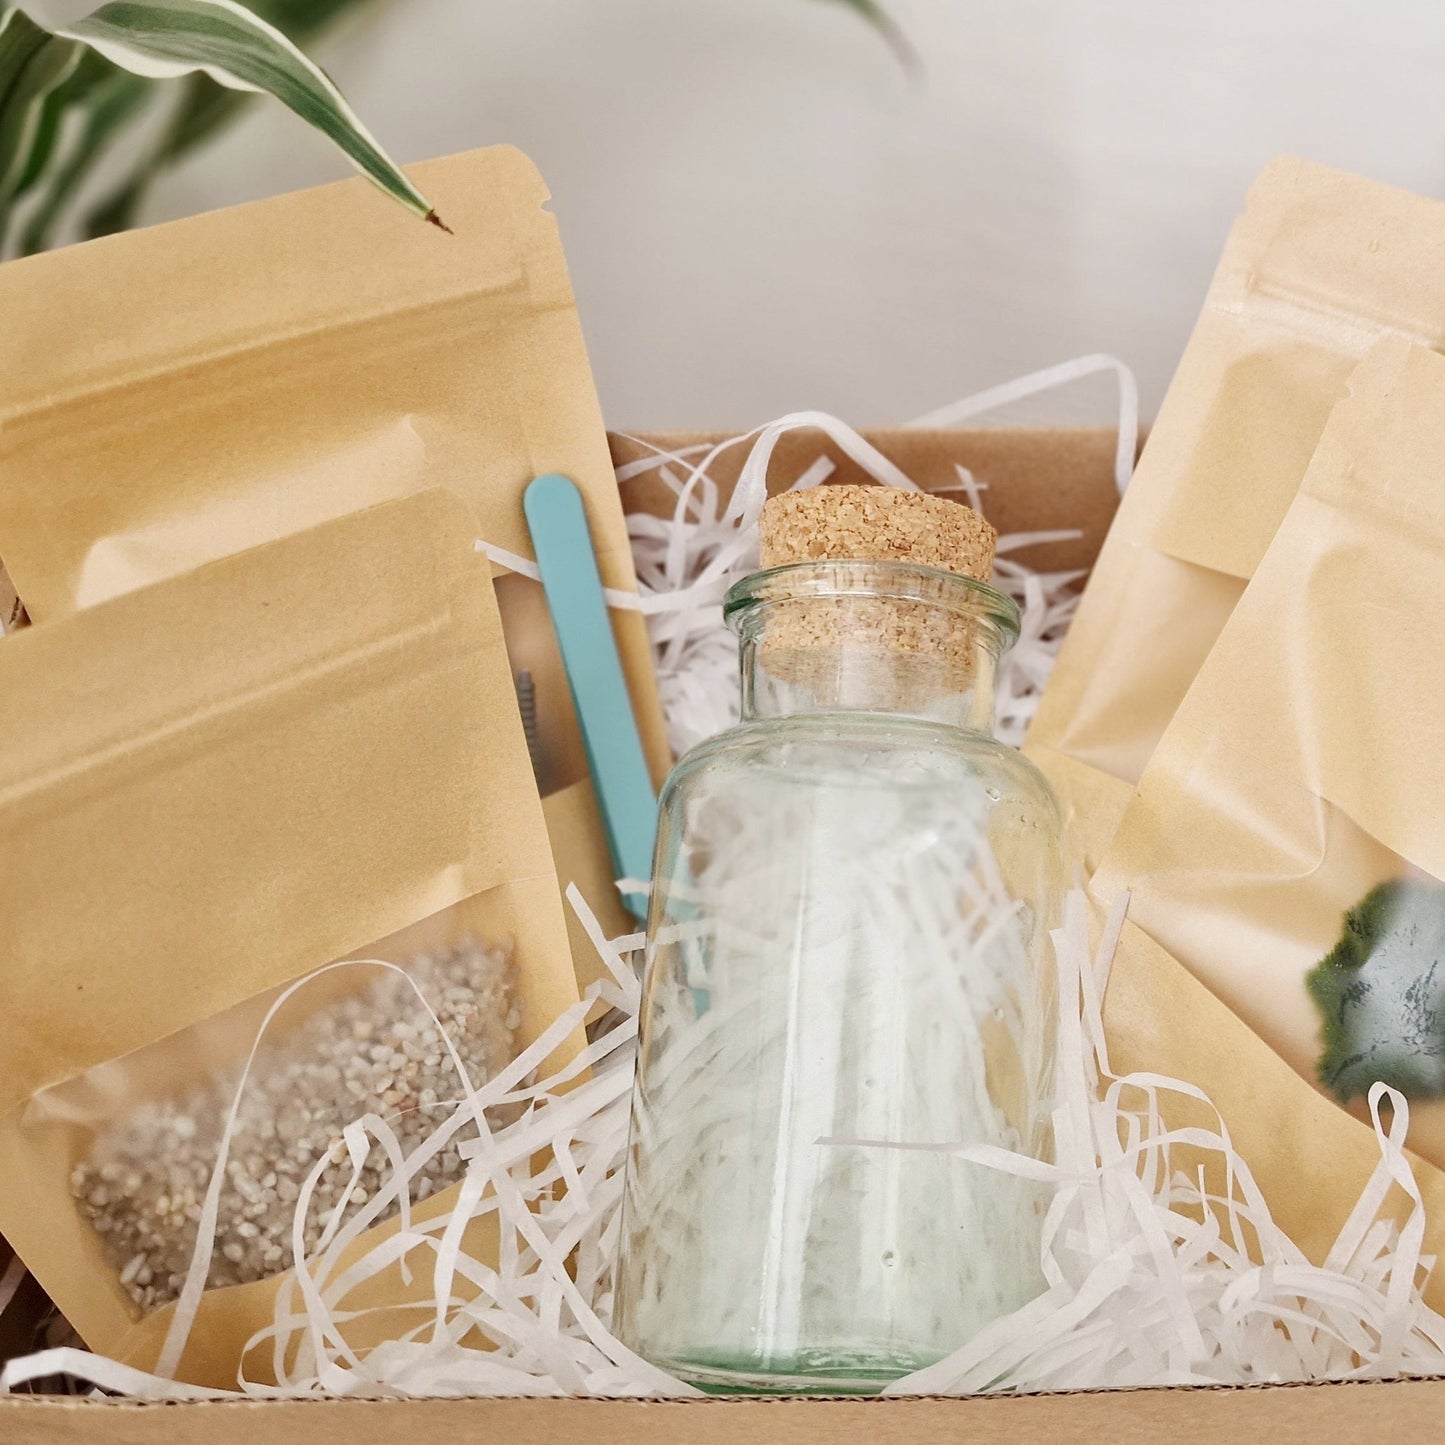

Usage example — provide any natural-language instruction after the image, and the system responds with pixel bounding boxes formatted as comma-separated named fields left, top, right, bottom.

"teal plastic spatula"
left=524, top=474, right=657, bottom=924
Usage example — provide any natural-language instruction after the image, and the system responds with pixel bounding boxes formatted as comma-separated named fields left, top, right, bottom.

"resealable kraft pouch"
left=0, top=490, right=582, bottom=1389
left=0, top=143, right=670, bottom=805
left=1092, top=338, right=1445, bottom=1283
left=1028, top=157, right=1445, bottom=867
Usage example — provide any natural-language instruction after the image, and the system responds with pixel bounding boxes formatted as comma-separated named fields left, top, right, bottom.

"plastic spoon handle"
left=524, top=474, right=657, bottom=923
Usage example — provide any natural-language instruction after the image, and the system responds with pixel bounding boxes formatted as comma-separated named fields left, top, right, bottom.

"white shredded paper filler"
left=6, top=372, right=1445, bottom=1398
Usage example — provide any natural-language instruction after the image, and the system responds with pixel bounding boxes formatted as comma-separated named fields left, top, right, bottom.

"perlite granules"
left=70, top=938, right=517, bottom=1314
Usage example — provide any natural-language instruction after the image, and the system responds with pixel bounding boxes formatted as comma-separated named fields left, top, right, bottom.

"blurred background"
left=37, top=0, right=1445, bottom=428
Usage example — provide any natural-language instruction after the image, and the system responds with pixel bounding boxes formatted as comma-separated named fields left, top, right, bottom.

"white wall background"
left=143, top=0, right=1445, bottom=431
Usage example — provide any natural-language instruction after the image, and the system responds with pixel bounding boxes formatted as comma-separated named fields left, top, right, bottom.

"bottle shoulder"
left=660, top=715, right=1062, bottom=821
left=968, top=735, right=1064, bottom=821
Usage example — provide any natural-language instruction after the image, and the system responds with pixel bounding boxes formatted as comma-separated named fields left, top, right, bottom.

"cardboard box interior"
left=5, top=425, right=1442, bottom=1436
left=608, top=426, right=1125, bottom=578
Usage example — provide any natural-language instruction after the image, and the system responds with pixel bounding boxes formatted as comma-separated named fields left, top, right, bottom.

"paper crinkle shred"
left=9, top=882, right=1444, bottom=1399
left=7, top=373, right=1445, bottom=1397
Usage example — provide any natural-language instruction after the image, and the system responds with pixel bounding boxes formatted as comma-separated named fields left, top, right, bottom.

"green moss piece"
left=1308, top=879, right=1445, bottom=1103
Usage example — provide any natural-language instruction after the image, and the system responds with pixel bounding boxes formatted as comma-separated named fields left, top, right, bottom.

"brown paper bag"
left=1103, top=913, right=1445, bottom=1308
left=1028, top=157, right=1445, bottom=867
left=0, top=489, right=582, bottom=1388
left=1094, top=337, right=1445, bottom=1290
left=0, top=144, right=669, bottom=805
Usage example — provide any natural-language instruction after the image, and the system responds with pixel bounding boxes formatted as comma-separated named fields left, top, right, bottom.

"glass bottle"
left=614, top=486, right=1065, bottom=1394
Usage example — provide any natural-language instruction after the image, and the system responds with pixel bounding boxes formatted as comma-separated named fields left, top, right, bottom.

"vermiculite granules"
left=70, top=938, right=517, bottom=1314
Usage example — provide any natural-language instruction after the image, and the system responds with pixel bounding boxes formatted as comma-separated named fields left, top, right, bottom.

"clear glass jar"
left=614, top=558, right=1065, bottom=1394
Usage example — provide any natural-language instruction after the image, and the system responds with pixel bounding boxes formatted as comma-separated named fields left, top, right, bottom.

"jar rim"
left=723, top=560, right=1022, bottom=648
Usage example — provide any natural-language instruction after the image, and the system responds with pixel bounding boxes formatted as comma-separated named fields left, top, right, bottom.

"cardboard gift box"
left=4, top=423, right=1443, bottom=1438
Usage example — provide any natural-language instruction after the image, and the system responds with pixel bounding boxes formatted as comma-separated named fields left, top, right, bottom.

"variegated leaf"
left=3, top=0, right=439, bottom=239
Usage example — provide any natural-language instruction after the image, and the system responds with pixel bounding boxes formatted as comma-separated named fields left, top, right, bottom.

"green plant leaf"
left=20, top=67, right=149, bottom=252
left=0, top=0, right=382, bottom=248
left=0, top=9, right=50, bottom=101
left=114, top=0, right=375, bottom=170
left=1308, top=878, right=1445, bottom=1102
left=816, top=0, right=916, bottom=71
left=9, top=52, right=110, bottom=207
left=76, top=156, right=147, bottom=238
left=0, top=9, right=86, bottom=205
left=78, top=0, right=367, bottom=236
left=51, top=0, right=441, bottom=227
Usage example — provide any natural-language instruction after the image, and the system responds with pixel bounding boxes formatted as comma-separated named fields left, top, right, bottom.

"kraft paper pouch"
left=1103, top=913, right=1445, bottom=1311
left=1028, top=157, right=1445, bottom=868
left=0, top=489, right=582, bottom=1388
left=1093, top=338, right=1445, bottom=1280
left=0, top=144, right=670, bottom=803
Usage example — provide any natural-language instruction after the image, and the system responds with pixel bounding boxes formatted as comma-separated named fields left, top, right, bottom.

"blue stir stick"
left=524, top=474, right=658, bottom=925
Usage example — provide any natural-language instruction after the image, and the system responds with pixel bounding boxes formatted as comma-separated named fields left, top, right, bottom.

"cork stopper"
left=759, top=484, right=996, bottom=580
left=748, top=486, right=1003, bottom=704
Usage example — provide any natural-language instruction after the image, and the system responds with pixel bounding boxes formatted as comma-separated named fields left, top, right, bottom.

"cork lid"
left=759, top=484, right=996, bottom=580
left=744, top=486, right=1009, bottom=693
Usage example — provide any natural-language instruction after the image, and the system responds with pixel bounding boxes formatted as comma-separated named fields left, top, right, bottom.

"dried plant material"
left=73, top=941, right=516, bottom=1314
left=1309, top=881, right=1445, bottom=1104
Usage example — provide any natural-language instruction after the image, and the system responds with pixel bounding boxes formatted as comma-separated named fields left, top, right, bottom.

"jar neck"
left=725, top=561, right=1018, bottom=735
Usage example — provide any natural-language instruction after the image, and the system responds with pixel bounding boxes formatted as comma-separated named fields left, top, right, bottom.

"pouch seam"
left=0, top=276, right=574, bottom=431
